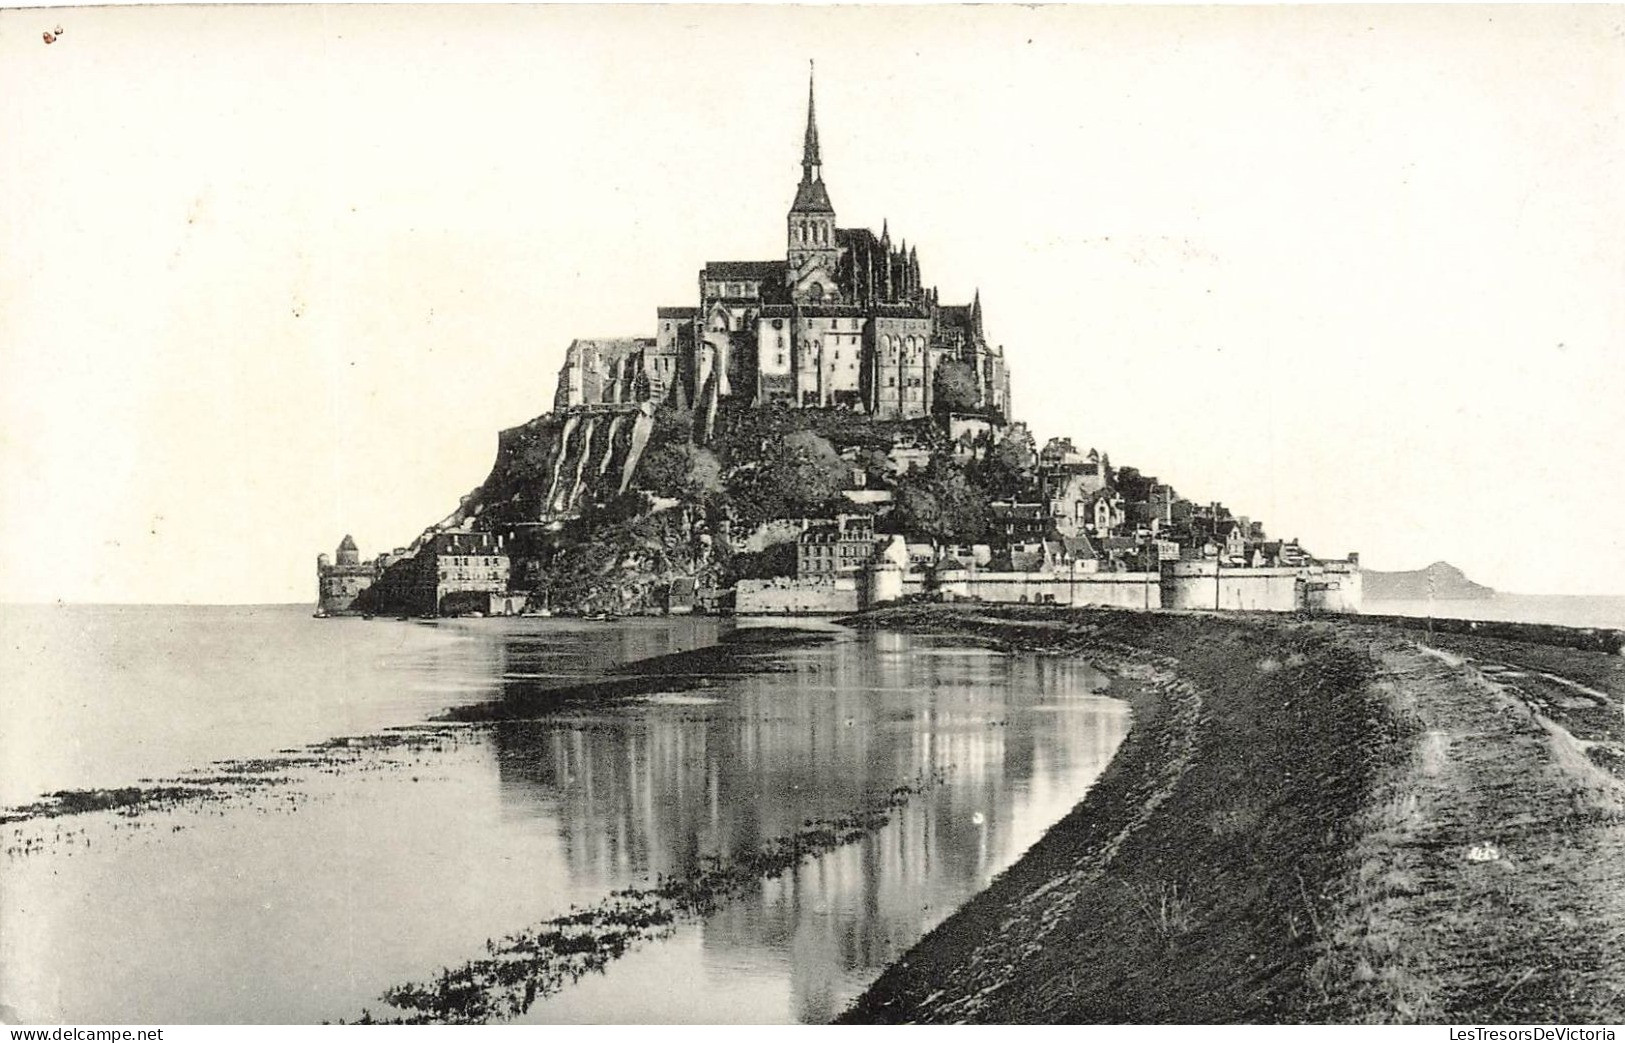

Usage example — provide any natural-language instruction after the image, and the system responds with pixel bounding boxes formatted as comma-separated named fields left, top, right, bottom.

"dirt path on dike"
left=1333, top=633, right=1625, bottom=1022
left=838, top=606, right=1625, bottom=1024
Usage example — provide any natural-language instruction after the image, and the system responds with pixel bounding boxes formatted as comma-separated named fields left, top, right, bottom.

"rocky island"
left=316, top=71, right=1361, bottom=622
left=1364, top=561, right=1496, bottom=601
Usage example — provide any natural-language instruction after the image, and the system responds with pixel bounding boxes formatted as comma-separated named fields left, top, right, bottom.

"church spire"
left=788, top=62, right=834, bottom=217
left=803, top=61, right=821, bottom=173
left=786, top=63, right=837, bottom=297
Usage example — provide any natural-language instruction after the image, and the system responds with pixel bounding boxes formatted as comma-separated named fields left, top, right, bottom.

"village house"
left=988, top=500, right=1051, bottom=542
left=796, top=513, right=878, bottom=579
left=361, top=531, right=512, bottom=617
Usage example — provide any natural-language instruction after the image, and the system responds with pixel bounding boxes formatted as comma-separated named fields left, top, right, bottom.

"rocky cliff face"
left=1364, top=561, right=1495, bottom=600
left=472, top=406, right=656, bottom=528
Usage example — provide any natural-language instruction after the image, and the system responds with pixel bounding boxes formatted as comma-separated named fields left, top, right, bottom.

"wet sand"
left=838, top=605, right=1625, bottom=1024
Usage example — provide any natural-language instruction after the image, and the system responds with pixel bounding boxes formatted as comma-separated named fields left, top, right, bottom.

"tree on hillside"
left=727, top=541, right=799, bottom=581
left=725, top=429, right=850, bottom=529
left=859, top=448, right=894, bottom=489
left=637, top=441, right=723, bottom=505
left=578, top=490, right=653, bottom=534
left=778, top=429, right=848, bottom=502
left=932, top=359, right=980, bottom=415
left=710, top=400, right=913, bottom=467
left=1114, top=465, right=1154, bottom=504
left=969, top=422, right=1037, bottom=499
left=649, top=402, right=697, bottom=448
left=890, top=457, right=989, bottom=543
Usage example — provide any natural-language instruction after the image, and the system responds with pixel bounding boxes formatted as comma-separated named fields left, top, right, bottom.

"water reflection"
left=495, top=630, right=1126, bottom=1023
left=2, top=612, right=1124, bottom=1024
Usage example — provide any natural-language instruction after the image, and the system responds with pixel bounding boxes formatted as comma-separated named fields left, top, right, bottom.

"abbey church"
left=555, top=71, right=1012, bottom=423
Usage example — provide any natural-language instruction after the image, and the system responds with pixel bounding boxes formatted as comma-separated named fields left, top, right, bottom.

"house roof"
left=1062, top=535, right=1100, bottom=559
left=791, top=177, right=835, bottom=214
left=1006, top=550, right=1045, bottom=571
left=571, top=337, right=654, bottom=355
left=426, top=532, right=504, bottom=555
left=836, top=227, right=883, bottom=250
left=704, top=260, right=786, bottom=279
left=795, top=304, right=868, bottom=317
left=990, top=502, right=1046, bottom=520
left=872, top=304, right=932, bottom=319
left=656, top=307, right=693, bottom=319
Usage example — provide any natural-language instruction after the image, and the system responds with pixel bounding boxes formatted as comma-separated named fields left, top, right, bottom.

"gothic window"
left=808, top=282, right=824, bottom=302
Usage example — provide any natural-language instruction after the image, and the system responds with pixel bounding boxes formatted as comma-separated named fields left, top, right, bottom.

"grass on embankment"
left=840, top=604, right=1400, bottom=1023
left=840, top=604, right=1625, bottom=1024
left=1330, top=625, right=1625, bottom=1021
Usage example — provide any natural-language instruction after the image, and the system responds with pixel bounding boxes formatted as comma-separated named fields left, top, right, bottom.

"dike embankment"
left=837, top=604, right=1625, bottom=1024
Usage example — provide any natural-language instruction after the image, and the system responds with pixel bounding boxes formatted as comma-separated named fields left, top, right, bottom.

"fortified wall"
left=735, top=576, right=860, bottom=615
left=1158, top=560, right=1362, bottom=613
left=935, top=568, right=1163, bottom=610
left=905, top=559, right=1362, bottom=613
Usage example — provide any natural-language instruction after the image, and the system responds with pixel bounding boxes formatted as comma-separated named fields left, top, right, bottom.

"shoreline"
left=837, top=604, right=1625, bottom=1024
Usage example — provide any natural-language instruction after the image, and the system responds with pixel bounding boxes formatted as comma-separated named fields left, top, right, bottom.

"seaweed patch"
left=357, top=768, right=948, bottom=1024
left=0, top=724, right=476, bottom=828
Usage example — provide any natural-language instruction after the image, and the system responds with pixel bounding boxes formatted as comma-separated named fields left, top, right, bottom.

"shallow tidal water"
left=1, top=606, right=1127, bottom=1024
left=1365, top=593, right=1625, bottom=632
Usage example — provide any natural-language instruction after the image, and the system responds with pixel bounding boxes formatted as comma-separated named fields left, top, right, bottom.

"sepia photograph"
left=1, top=2, right=1623, bottom=1031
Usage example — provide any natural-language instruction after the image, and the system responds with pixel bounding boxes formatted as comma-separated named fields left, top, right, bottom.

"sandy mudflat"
left=837, top=605, right=1625, bottom=1024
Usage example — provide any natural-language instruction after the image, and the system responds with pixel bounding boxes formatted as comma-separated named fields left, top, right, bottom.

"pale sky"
left=2, top=5, right=1621, bottom=603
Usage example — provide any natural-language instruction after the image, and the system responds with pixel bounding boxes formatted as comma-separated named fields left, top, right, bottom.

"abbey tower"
left=555, top=70, right=1012, bottom=425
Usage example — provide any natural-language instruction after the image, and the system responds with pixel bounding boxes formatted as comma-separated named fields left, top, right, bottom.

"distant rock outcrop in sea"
left=1364, top=561, right=1495, bottom=601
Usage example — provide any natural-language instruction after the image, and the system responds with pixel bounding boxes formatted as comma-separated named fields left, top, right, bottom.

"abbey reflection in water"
left=480, top=628, right=1126, bottom=1022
